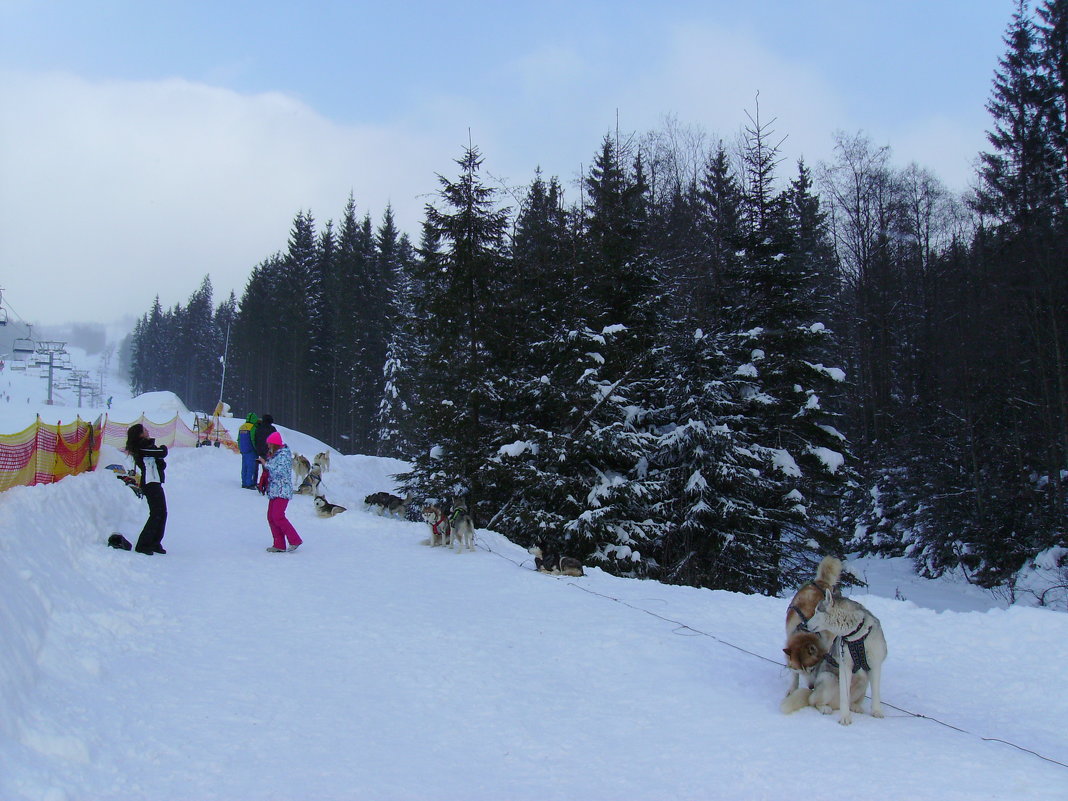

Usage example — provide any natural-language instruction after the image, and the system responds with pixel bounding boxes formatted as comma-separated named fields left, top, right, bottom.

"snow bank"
left=0, top=466, right=143, bottom=742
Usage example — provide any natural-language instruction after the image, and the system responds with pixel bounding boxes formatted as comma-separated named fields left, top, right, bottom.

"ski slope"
left=0, top=387, right=1066, bottom=800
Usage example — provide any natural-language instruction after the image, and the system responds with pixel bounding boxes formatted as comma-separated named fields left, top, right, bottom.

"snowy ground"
left=0, top=365, right=1066, bottom=800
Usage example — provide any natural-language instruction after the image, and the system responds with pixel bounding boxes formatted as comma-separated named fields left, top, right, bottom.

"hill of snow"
left=0, top=378, right=1066, bottom=799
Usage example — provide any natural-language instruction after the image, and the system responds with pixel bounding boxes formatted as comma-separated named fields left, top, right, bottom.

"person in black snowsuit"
left=125, top=423, right=169, bottom=555
left=253, top=414, right=276, bottom=494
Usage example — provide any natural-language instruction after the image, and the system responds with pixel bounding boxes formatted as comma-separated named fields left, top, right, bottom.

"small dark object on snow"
left=108, top=533, right=133, bottom=551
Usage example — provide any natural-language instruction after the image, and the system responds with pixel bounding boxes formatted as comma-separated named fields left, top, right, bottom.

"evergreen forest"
left=127, top=1, right=1068, bottom=598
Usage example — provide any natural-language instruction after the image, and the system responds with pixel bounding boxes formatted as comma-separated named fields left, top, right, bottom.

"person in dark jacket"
left=253, top=414, right=276, bottom=494
left=237, top=412, right=259, bottom=489
left=125, top=423, right=169, bottom=555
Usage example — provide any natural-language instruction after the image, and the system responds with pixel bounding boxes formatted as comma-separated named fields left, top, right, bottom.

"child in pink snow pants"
left=260, top=431, right=303, bottom=553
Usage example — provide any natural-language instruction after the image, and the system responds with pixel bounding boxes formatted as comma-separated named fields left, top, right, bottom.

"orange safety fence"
left=0, top=413, right=239, bottom=493
left=98, top=413, right=239, bottom=453
left=0, top=416, right=102, bottom=493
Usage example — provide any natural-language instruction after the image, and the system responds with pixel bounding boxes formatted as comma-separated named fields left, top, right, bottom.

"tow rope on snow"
left=472, top=534, right=1068, bottom=773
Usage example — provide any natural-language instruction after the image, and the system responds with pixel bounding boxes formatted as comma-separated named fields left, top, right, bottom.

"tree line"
left=128, top=0, right=1068, bottom=599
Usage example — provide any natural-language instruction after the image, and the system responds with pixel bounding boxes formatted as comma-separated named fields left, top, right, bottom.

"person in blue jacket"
left=237, top=412, right=259, bottom=489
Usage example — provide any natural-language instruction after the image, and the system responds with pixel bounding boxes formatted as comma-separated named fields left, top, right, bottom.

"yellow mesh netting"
left=0, top=413, right=238, bottom=492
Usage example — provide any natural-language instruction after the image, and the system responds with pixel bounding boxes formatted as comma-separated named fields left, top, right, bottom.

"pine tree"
left=496, top=136, right=670, bottom=578
left=715, top=105, right=850, bottom=591
left=978, top=1, right=1061, bottom=226
left=1037, top=0, right=1068, bottom=216
left=657, top=327, right=790, bottom=591
left=399, top=146, right=510, bottom=519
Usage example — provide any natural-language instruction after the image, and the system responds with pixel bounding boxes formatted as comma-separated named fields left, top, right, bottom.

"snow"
left=809, top=445, right=845, bottom=474
left=735, top=363, right=758, bottom=378
left=771, top=448, right=802, bottom=477
left=497, top=440, right=537, bottom=458
left=1, top=364, right=1067, bottom=800
left=806, top=360, right=847, bottom=382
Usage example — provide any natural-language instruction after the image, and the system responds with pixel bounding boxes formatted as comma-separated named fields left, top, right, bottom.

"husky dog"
left=802, top=595, right=887, bottom=725
left=293, top=453, right=312, bottom=482
left=421, top=504, right=450, bottom=547
left=365, top=491, right=407, bottom=517
left=528, top=545, right=584, bottom=577
left=296, top=465, right=324, bottom=498
left=313, top=451, right=331, bottom=473
left=448, top=501, right=475, bottom=553
left=313, top=495, right=346, bottom=518
left=780, top=556, right=842, bottom=712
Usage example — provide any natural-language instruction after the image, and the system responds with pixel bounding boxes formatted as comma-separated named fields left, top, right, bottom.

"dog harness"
left=789, top=604, right=812, bottom=632
left=788, top=582, right=841, bottom=633
left=431, top=514, right=448, bottom=539
left=823, top=619, right=873, bottom=674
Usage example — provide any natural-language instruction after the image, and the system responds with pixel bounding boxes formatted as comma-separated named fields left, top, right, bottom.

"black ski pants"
left=137, top=482, right=168, bottom=551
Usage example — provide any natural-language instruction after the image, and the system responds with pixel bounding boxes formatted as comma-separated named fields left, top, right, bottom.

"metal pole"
left=218, top=320, right=230, bottom=406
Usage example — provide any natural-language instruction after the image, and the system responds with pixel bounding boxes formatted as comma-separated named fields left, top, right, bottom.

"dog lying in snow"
left=313, top=495, right=346, bottom=518
left=528, top=545, right=584, bottom=577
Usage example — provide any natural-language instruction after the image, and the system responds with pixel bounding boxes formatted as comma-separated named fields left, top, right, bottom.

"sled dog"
left=422, top=504, right=450, bottom=547
left=448, top=501, right=475, bottom=553
left=293, top=453, right=312, bottom=482
left=528, top=545, right=584, bottom=577
left=802, top=595, right=887, bottom=725
left=313, top=495, right=347, bottom=518
left=780, top=556, right=842, bottom=712
left=365, top=491, right=407, bottom=517
left=313, top=451, right=331, bottom=473
left=296, top=465, right=324, bottom=497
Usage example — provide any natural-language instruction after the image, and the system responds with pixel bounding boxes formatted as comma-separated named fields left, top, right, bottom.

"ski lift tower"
left=70, top=370, right=92, bottom=407
left=35, top=340, right=68, bottom=405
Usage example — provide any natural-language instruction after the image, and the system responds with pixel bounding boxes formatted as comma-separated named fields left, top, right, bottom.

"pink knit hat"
left=266, top=432, right=283, bottom=446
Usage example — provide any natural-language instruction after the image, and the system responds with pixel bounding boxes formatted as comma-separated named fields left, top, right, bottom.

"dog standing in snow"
left=802, top=595, right=887, bottom=725
left=365, top=491, right=408, bottom=518
left=293, top=453, right=312, bottom=483
left=313, top=451, right=331, bottom=473
left=448, top=500, right=475, bottom=553
left=295, top=465, right=324, bottom=498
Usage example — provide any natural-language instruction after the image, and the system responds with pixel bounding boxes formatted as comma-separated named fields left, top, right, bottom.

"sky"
left=0, top=0, right=1013, bottom=329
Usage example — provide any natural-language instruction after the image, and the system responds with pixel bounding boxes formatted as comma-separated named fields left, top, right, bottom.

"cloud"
left=0, top=70, right=442, bottom=326
left=624, top=24, right=846, bottom=170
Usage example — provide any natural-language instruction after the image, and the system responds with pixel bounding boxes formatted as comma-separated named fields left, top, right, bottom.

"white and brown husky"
left=780, top=556, right=842, bottom=712
left=421, top=504, right=451, bottom=547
